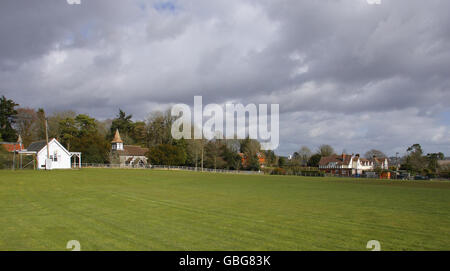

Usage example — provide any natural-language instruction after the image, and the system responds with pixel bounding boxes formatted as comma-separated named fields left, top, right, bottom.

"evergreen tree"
left=110, top=109, right=133, bottom=142
left=0, top=96, right=18, bottom=142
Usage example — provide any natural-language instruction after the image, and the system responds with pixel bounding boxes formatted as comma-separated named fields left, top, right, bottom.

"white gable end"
left=36, top=139, right=72, bottom=169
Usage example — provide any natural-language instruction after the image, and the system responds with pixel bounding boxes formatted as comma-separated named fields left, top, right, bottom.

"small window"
left=50, top=151, right=58, bottom=162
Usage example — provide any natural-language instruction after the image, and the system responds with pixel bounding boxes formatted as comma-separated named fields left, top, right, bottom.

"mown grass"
left=0, top=169, right=449, bottom=251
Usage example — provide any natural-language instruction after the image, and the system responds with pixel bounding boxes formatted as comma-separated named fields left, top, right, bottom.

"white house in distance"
left=21, top=138, right=81, bottom=170
left=318, top=154, right=389, bottom=176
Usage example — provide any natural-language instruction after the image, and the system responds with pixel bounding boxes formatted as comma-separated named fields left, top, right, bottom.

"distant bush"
left=301, top=170, right=323, bottom=177
left=439, top=165, right=450, bottom=179
left=0, top=147, right=13, bottom=169
left=263, top=166, right=323, bottom=176
left=271, top=168, right=286, bottom=175
left=148, top=144, right=187, bottom=166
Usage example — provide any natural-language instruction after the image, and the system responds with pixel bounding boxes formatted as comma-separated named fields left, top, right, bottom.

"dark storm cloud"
left=0, top=0, right=449, bottom=155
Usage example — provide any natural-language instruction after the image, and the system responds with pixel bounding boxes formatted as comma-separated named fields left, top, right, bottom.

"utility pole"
left=45, top=118, right=50, bottom=170
left=395, top=152, right=399, bottom=170
left=12, top=142, right=16, bottom=171
left=195, top=149, right=198, bottom=171
left=18, top=135, right=22, bottom=169
left=201, top=143, right=204, bottom=172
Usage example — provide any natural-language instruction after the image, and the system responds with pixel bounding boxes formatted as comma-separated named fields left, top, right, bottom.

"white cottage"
left=24, top=138, right=81, bottom=170
left=319, top=154, right=389, bottom=176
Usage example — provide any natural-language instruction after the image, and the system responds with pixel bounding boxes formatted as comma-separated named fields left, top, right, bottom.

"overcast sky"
left=1, top=0, right=449, bottom=156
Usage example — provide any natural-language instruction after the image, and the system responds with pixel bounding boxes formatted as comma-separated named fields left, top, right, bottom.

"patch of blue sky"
left=138, top=2, right=147, bottom=11
left=80, top=22, right=95, bottom=40
left=61, top=32, right=75, bottom=47
left=439, top=111, right=450, bottom=125
left=153, top=1, right=177, bottom=13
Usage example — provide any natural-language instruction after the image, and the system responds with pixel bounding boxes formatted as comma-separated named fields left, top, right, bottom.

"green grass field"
left=0, top=169, right=449, bottom=251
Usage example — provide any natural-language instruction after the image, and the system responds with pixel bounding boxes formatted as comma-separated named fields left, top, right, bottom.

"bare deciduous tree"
left=317, top=144, right=335, bottom=157
left=364, top=149, right=387, bottom=159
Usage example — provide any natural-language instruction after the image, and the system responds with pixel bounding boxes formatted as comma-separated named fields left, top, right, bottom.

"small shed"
left=23, top=138, right=81, bottom=170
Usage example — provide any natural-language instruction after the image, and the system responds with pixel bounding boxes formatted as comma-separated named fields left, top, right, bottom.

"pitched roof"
left=319, top=154, right=352, bottom=166
left=26, top=139, right=72, bottom=156
left=371, top=157, right=387, bottom=164
left=111, top=129, right=123, bottom=143
left=117, top=145, right=149, bottom=156
left=26, top=140, right=48, bottom=152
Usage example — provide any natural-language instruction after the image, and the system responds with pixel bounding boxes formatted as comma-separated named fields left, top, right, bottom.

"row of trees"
left=1, top=95, right=448, bottom=176
left=400, top=144, right=447, bottom=177
left=286, top=143, right=448, bottom=177
left=0, top=96, right=270, bottom=170
left=289, top=145, right=390, bottom=168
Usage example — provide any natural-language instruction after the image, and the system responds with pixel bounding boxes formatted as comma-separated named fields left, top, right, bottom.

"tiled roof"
left=111, top=129, right=123, bottom=143
left=26, top=140, right=48, bottom=152
left=319, top=154, right=352, bottom=166
left=371, top=157, right=386, bottom=164
left=116, top=145, right=149, bottom=156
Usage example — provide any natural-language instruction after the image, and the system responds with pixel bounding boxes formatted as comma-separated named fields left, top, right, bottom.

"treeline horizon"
left=0, top=95, right=274, bottom=170
left=0, top=95, right=448, bottom=177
